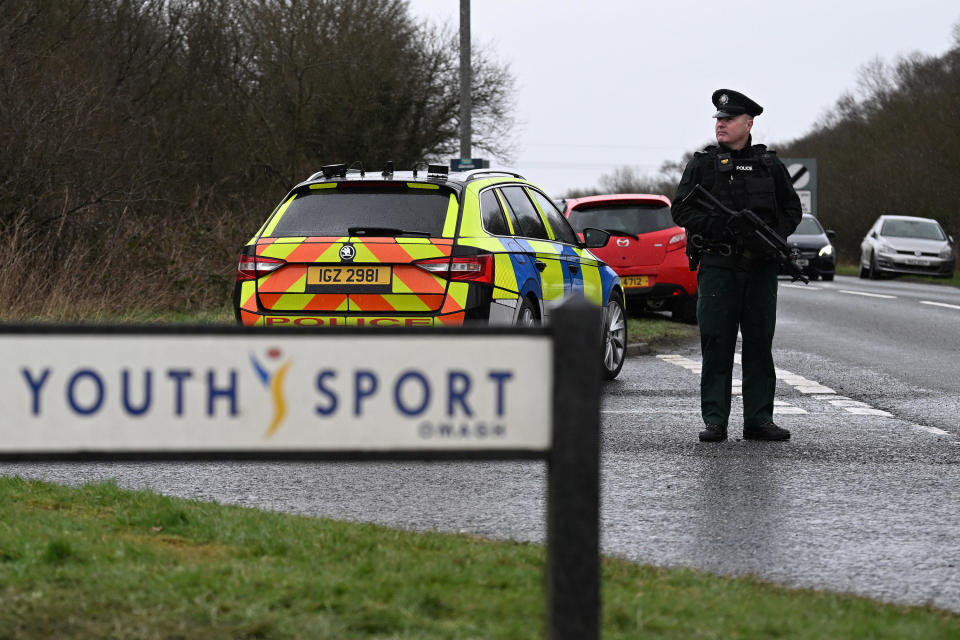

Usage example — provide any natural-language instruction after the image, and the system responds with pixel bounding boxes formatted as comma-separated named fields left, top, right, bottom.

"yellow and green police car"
left=234, top=163, right=627, bottom=378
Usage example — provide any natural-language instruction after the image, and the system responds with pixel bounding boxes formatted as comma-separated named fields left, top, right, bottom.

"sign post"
left=782, top=157, right=818, bottom=216
left=0, top=299, right=601, bottom=639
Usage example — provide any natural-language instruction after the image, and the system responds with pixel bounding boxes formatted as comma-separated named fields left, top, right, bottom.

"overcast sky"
left=406, top=0, right=960, bottom=196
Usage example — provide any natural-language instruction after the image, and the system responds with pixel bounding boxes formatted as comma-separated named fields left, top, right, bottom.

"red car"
left=563, top=194, right=697, bottom=323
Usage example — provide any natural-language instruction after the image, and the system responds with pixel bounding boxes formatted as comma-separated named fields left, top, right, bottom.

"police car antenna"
left=381, top=160, right=394, bottom=177
left=348, top=161, right=365, bottom=177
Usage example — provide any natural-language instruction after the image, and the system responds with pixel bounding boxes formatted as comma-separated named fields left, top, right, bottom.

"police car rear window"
left=266, top=186, right=454, bottom=238
left=567, top=203, right=675, bottom=235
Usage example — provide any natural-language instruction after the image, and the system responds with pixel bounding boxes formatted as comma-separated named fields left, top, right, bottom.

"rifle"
left=682, top=184, right=809, bottom=284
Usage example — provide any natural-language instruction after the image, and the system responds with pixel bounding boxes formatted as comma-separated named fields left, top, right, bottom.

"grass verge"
left=627, top=315, right=698, bottom=347
left=835, top=262, right=960, bottom=286
left=2, top=477, right=958, bottom=639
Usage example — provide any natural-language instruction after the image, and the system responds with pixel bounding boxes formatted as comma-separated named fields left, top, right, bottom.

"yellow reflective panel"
left=458, top=237, right=509, bottom=252
left=402, top=243, right=446, bottom=259
left=383, top=294, right=432, bottom=312
left=493, top=254, right=518, bottom=293
left=260, top=243, right=299, bottom=260
left=406, top=183, right=440, bottom=189
left=262, top=195, right=298, bottom=237
left=308, top=183, right=338, bottom=189
left=441, top=193, right=459, bottom=238
left=527, top=240, right=560, bottom=254
left=240, top=280, right=256, bottom=307
left=538, top=259, right=565, bottom=301
left=459, top=188, right=485, bottom=236
left=581, top=264, right=603, bottom=304
left=350, top=243, right=381, bottom=263
left=448, top=282, right=470, bottom=305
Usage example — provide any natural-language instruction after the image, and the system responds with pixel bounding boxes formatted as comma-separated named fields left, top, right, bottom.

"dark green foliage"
left=0, top=0, right=515, bottom=320
left=777, top=37, right=960, bottom=262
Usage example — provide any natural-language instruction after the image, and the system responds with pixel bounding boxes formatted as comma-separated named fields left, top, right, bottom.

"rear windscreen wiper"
left=604, top=229, right=639, bottom=240
left=347, top=226, right=432, bottom=237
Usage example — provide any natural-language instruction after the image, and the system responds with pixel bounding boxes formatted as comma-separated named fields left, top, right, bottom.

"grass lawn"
left=2, top=477, right=958, bottom=639
left=835, top=262, right=960, bottom=286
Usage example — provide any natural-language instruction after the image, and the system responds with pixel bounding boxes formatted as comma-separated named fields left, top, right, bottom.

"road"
left=5, top=275, right=960, bottom=612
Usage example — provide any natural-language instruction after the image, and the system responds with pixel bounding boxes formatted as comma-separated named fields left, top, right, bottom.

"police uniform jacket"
left=672, top=137, right=802, bottom=268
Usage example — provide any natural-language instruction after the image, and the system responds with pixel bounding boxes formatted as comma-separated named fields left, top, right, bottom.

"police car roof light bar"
left=320, top=163, right=347, bottom=179
left=427, top=164, right=449, bottom=179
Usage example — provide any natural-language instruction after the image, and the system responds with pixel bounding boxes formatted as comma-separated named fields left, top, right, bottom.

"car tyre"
left=515, top=296, right=539, bottom=326
left=671, top=293, right=698, bottom=325
left=601, top=293, right=626, bottom=380
left=821, top=273, right=834, bottom=281
left=858, top=258, right=868, bottom=279
left=868, top=251, right=880, bottom=279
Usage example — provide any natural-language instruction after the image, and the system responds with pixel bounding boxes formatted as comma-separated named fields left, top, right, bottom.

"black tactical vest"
left=698, top=145, right=779, bottom=227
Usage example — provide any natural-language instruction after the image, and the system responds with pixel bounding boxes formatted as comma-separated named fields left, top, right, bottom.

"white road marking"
left=914, top=425, right=951, bottom=435
left=845, top=407, right=894, bottom=417
left=838, top=290, right=896, bottom=299
left=920, top=300, right=960, bottom=310
left=657, top=354, right=953, bottom=435
left=782, top=284, right=820, bottom=290
left=601, top=409, right=700, bottom=415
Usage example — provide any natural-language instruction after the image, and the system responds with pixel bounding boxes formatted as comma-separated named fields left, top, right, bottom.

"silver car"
left=859, top=215, right=956, bottom=279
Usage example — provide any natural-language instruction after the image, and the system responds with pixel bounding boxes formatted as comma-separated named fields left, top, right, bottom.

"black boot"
left=699, top=424, right=727, bottom=442
left=744, top=421, right=790, bottom=441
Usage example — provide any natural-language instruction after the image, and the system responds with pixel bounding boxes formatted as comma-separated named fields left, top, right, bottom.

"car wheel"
left=515, top=296, right=539, bottom=326
left=601, top=293, right=626, bottom=380
left=858, top=258, right=868, bottom=279
left=821, top=274, right=834, bottom=281
left=671, top=292, right=698, bottom=324
left=868, top=251, right=880, bottom=279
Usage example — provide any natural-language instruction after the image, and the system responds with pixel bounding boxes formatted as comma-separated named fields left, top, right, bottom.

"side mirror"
left=870, top=231, right=878, bottom=239
left=826, top=229, right=836, bottom=239
left=581, top=227, right=611, bottom=249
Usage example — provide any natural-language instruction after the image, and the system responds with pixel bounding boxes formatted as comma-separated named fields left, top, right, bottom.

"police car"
left=234, top=163, right=627, bottom=379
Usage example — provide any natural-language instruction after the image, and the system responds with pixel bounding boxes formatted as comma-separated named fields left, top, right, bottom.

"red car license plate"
left=622, top=275, right=649, bottom=288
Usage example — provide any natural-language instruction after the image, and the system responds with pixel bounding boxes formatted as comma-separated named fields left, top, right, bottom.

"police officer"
left=672, top=89, right=802, bottom=442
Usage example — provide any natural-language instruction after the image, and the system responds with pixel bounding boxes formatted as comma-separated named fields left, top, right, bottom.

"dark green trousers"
left=696, top=262, right=779, bottom=428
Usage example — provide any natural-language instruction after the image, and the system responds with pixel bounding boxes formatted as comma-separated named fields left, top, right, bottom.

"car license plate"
left=307, top=265, right=392, bottom=287
left=904, top=258, right=929, bottom=266
left=621, top=275, right=649, bottom=288
left=795, top=258, right=809, bottom=267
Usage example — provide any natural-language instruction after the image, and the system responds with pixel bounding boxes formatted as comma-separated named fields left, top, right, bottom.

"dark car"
left=784, top=214, right=836, bottom=281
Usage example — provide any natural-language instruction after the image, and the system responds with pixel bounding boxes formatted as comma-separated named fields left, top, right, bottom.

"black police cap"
left=712, top=89, right=763, bottom=118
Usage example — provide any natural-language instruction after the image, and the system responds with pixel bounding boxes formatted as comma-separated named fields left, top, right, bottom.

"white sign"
left=0, top=334, right=552, bottom=453
left=787, top=163, right=810, bottom=189
left=796, top=190, right=812, bottom=215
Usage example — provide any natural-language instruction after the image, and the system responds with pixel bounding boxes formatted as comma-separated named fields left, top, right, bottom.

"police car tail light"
left=667, top=232, right=686, bottom=250
left=415, top=255, right=494, bottom=284
left=236, top=255, right=285, bottom=281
